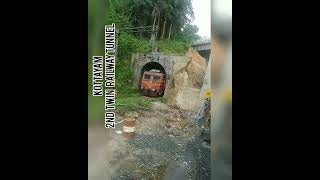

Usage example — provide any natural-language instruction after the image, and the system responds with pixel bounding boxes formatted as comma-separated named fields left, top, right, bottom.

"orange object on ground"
left=123, top=117, right=136, bottom=139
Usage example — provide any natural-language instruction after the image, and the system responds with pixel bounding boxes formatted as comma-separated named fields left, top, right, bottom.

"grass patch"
left=157, top=39, right=190, bottom=55
left=88, top=90, right=166, bottom=120
left=88, top=96, right=104, bottom=123
left=116, top=94, right=151, bottom=112
left=116, top=93, right=166, bottom=114
left=158, top=96, right=167, bottom=104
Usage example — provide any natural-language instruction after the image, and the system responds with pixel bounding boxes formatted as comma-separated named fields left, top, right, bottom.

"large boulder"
left=166, top=48, right=207, bottom=111
left=175, top=87, right=201, bottom=111
left=185, top=48, right=207, bottom=88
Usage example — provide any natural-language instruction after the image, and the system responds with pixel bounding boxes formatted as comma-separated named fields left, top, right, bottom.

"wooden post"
left=161, top=18, right=166, bottom=39
left=123, top=117, right=136, bottom=139
left=168, top=22, right=172, bottom=40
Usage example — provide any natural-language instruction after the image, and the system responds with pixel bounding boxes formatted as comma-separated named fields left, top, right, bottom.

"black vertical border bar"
left=1, top=0, right=88, bottom=179
left=54, top=0, right=88, bottom=179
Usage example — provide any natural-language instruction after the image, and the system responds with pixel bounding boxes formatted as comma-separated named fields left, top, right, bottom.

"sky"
left=214, top=0, right=232, bottom=16
left=192, top=0, right=211, bottom=39
left=192, top=0, right=232, bottom=39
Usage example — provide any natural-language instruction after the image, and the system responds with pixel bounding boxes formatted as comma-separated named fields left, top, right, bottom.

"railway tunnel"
left=131, top=48, right=209, bottom=90
left=139, top=62, right=167, bottom=96
left=131, top=53, right=180, bottom=96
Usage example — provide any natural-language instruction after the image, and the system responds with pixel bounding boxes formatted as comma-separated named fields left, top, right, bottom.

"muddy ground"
left=88, top=101, right=210, bottom=180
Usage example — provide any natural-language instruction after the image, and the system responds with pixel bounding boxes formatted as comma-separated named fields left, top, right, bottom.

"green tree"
left=107, top=0, right=196, bottom=40
left=177, top=23, right=200, bottom=43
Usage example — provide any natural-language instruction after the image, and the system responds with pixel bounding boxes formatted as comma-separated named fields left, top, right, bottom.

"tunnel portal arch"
left=131, top=53, right=188, bottom=97
left=138, top=62, right=167, bottom=96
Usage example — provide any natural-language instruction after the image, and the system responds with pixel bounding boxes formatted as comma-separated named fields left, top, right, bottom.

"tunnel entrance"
left=139, top=62, right=166, bottom=97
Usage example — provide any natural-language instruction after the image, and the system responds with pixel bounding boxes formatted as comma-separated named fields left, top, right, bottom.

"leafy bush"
left=117, top=33, right=151, bottom=60
left=157, top=39, right=190, bottom=55
left=115, top=59, right=137, bottom=97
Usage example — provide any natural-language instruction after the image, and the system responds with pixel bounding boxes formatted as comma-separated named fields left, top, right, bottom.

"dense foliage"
left=108, top=0, right=200, bottom=42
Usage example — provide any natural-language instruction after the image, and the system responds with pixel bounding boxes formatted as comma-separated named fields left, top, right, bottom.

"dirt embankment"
left=167, top=48, right=207, bottom=111
left=109, top=101, right=210, bottom=180
left=88, top=101, right=210, bottom=180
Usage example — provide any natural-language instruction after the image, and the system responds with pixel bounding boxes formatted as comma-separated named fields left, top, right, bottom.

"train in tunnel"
left=140, top=69, right=166, bottom=97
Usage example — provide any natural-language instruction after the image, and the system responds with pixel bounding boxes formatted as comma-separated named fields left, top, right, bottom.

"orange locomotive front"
left=140, top=70, right=166, bottom=97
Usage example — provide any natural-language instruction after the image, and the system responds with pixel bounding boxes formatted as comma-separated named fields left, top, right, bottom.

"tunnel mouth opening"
left=139, top=62, right=166, bottom=97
